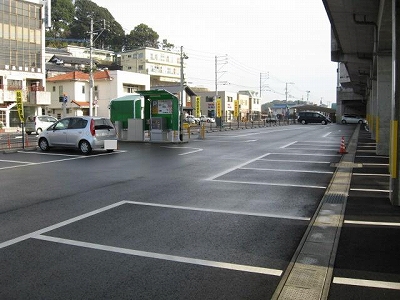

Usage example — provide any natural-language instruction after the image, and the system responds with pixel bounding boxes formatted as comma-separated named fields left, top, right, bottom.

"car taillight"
left=90, top=119, right=95, bottom=136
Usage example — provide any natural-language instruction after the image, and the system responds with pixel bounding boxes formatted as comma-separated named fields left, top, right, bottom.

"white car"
left=200, top=115, right=215, bottom=123
left=25, top=115, right=58, bottom=135
left=38, top=116, right=117, bottom=154
left=341, top=114, right=367, bottom=124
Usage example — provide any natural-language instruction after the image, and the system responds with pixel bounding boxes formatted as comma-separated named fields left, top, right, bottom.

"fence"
left=0, top=133, right=37, bottom=151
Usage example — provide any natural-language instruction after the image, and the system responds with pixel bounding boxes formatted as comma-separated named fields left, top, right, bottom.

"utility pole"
left=179, top=46, right=184, bottom=142
left=306, top=90, right=310, bottom=103
left=214, top=55, right=228, bottom=118
left=285, top=82, right=294, bottom=102
left=179, top=46, right=188, bottom=142
left=88, top=16, right=106, bottom=117
left=89, top=17, right=94, bottom=116
left=260, top=72, right=269, bottom=98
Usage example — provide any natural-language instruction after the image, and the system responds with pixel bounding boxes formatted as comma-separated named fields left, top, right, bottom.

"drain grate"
left=324, top=193, right=345, bottom=204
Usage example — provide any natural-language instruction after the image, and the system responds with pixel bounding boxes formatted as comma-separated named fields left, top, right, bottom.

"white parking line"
left=161, top=146, right=203, bottom=155
left=206, top=153, right=271, bottom=180
left=280, top=141, right=297, bottom=148
left=33, top=235, right=282, bottom=276
left=211, top=179, right=327, bottom=189
left=344, top=220, right=400, bottom=227
left=0, top=151, right=125, bottom=170
left=123, top=201, right=310, bottom=221
left=0, top=199, right=289, bottom=276
left=240, top=167, right=333, bottom=174
left=0, top=201, right=128, bottom=249
left=333, top=277, right=400, bottom=290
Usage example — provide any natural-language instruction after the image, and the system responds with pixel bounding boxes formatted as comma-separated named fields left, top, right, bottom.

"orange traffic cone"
left=7, top=134, right=11, bottom=149
left=338, top=136, right=347, bottom=154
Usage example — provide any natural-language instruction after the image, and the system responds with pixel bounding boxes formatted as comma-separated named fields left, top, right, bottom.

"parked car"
left=200, top=115, right=215, bottom=123
left=297, top=111, right=331, bottom=125
left=25, top=115, right=58, bottom=135
left=38, top=116, right=117, bottom=154
left=184, top=115, right=199, bottom=124
left=341, top=114, right=367, bottom=124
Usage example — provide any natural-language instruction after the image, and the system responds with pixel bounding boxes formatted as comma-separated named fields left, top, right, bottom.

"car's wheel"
left=79, top=140, right=92, bottom=155
left=36, top=128, right=42, bottom=134
left=301, top=120, right=306, bottom=124
left=38, top=138, right=50, bottom=151
left=322, top=120, right=327, bottom=125
left=342, top=120, right=347, bottom=124
left=358, top=120, right=363, bottom=124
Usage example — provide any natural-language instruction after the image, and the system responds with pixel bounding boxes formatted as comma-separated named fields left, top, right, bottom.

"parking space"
left=1, top=125, right=363, bottom=299
left=0, top=149, right=124, bottom=171
left=0, top=200, right=303, bottom=299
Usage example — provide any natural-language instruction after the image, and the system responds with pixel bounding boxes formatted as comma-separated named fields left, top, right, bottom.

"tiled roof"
left=71, top=100, right=89, bottom=108
left=47, top=70, right=112, bottom=82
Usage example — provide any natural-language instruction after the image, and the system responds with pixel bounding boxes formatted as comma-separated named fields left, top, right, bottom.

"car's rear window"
left=94, top=119, right=114, bottom=130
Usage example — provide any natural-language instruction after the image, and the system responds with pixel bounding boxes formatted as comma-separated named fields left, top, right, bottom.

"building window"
left=227, top=96, right=233, bottom=102
left=52, top=86, right=55, bottom=92
left=138, top=65, right=144, bottom=70
left=82, top=85, right=85, bottom=94
left=206, top=96, right=214, bottom=102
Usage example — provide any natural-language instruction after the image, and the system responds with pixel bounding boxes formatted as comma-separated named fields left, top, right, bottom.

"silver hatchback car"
left=38, top=116, right=117, bottom=154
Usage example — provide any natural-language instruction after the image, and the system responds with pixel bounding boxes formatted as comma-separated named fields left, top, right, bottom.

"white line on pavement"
left=344, top=220, right=400, bottom=227
left=123, top=201, right=310, bottom=221
left=211, top=179, right=327, bottom=189
left=206, top=153, right=271, bottom=180
left=0, top=201, right=128, bottom=249
left=240, top=167, right=333, bottom=174
left=33, top=235, right=283, bottom=276
left=333, top=277, right=400, bottom=290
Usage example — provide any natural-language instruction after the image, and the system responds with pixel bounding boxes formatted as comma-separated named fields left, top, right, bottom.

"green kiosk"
left=110, top=89, right=180, bottom=142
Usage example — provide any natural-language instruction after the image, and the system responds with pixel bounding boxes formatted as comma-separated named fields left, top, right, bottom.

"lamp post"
left=89, top=17, right=94, bottom=117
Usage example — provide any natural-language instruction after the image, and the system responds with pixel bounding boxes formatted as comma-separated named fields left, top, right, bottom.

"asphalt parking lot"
left=3, top=124, right=398, bottom=299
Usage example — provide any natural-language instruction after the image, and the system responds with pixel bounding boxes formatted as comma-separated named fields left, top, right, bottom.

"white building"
left=46, top=70, right=150, bottom=118
left=0, top=0, right=51, bottom=127
left=118, top=47, right=181, bottom=86
left=195, top=91, right=250, bottom=121
left=238, top=90, right=262, bottom=121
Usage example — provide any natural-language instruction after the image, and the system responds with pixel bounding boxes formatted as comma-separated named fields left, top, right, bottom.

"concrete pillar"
left=369, top=79, right=378, bottom=140
left=391, top=0, right=400, bottom=206
left=376, top=56, right=392, bottom=155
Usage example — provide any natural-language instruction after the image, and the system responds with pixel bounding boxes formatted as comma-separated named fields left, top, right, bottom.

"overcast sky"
left=91, top=0, right=337, bottom=105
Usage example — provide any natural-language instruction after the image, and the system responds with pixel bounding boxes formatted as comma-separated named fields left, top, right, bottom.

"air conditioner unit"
left=5, top=65, right=9, bottom=70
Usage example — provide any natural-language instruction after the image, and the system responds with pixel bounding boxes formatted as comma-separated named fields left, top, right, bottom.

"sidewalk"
left=328, top=125, right=400, bottom=299
left=273, top=125, right=400, bottom=299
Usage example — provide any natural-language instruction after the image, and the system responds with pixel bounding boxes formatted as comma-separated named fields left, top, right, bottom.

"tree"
left=160, top=39, right=175, bottom=51
left=69, top=0, right=125, bottom=51
left=47, top=0, right=75, bottom=39
left=125, top=24, right=159, bottom=50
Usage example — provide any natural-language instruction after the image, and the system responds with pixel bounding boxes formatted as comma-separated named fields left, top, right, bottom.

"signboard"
left=195, top=96, right=201, bottom=117
left=216, top=97, right=222, bottom=118
left=151, top=99, right=172, bottom=114
left=234, top=100, right=239, bottom=117
left=16, top=90, right=24, bottom=122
